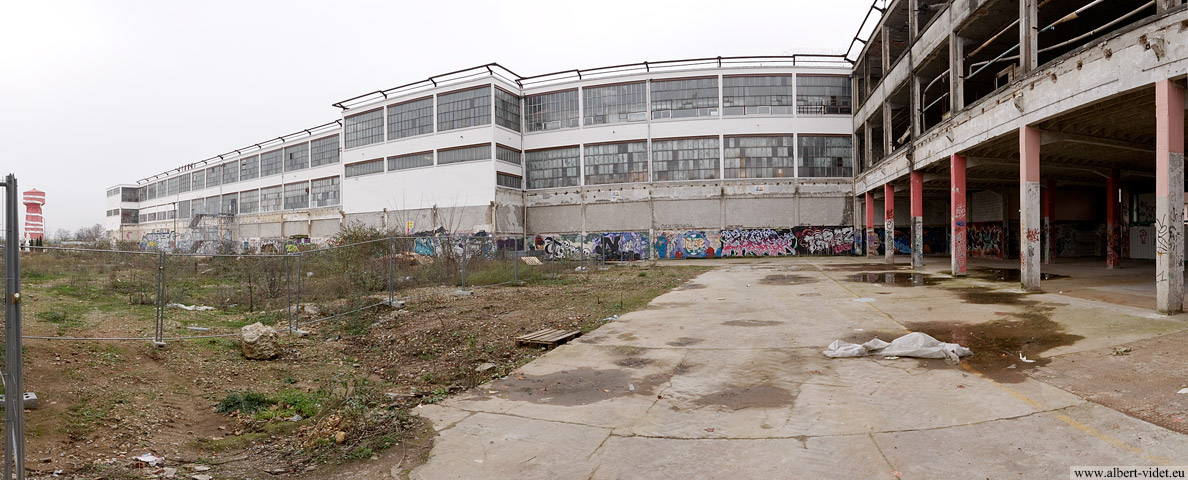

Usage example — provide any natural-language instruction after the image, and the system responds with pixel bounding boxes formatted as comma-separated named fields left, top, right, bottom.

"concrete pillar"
left=1042, top=179, right=1055, bottom=264
left=883, top=103, right=894, bottom=155
left=1019, top=0, right=1038, bottom=74
left=1155, top=79, right=1185, bottom=314
left=911, top=171, right=924, bottom=268
left=1020, top=125, right=1042, bottom=291
left=885, top=183, right=895, bottom=263
left=1107, top=170, right=1121, bottom=269
left=866, top=191, right=877, bottom=258
left=949, top=33, right=965, bottom=111
left=951, top=154, right=967, bottom=276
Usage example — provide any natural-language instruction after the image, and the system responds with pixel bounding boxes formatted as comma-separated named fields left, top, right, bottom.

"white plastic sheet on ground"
left=824, top=332, right=972, bottom=363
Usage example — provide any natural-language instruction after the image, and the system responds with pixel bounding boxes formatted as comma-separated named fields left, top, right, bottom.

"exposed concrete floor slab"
left=411, top=257, right=1188, bottom=479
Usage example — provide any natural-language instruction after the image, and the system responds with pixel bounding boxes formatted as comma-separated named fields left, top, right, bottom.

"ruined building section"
left=108, top=57, right=859, bottom=258
left=851, top=0, right=1188, bottom=309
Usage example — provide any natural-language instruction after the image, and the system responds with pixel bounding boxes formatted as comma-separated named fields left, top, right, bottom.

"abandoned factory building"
left=108, top=0, right=1188, bottom=312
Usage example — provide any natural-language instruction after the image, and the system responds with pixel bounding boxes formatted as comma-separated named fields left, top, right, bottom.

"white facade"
left=108, top=58, right=856, bottom=251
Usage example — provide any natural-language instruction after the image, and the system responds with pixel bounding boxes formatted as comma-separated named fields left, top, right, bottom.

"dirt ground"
left=4, top=254, right=706, bottom=480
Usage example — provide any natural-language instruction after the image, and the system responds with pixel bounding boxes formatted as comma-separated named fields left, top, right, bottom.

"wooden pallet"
left=517, top=328, right=582, bottom=347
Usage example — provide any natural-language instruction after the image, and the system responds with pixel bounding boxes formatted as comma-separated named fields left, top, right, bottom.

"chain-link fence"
left=14, top=235, right=601, bottom=343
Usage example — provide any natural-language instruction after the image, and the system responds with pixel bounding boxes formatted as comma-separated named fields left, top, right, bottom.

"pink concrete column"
left=911, top=171, right=924, bottom=269
left=1020, top=125, right=1042, bottom=291
left=866, top=191, right=877, bottom=258
left=951, top=154, right=967, bottom=276
left=1156, top=79, right=1185, bottom=314
left=884, top=183, right=895, bottom=263
left=1106, top=170, right=1121, bottom=269
left=1042, top=179, right=1055, bottom=264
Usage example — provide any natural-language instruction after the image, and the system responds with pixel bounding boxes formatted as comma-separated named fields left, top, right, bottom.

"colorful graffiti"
left=719, top=229, right=799, bottom=257
left=870, top=227, right=947, bottom=256
left=967, top=222, right=1005, bottom=258
left=654, top=231, right=718, bottom=259
left=795, top=227, right=855, bottom=255
left=592, top=232, right=649, bottom=261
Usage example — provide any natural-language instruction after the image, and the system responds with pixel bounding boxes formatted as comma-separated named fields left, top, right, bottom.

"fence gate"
left=2, top=173, right=26, bottom=480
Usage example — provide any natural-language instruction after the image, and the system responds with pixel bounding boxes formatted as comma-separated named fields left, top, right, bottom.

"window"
left=652, top=137, right=720, bottom=181
left=525, top=89, right=578, bottom=132
left=221, top=193, right=238, bottom=215
left=166, top=177, right=179, bottom=196
left=310, top=177, right=340, bottom=207
left=388, top=151, right=433, bottom=171
left=260, top=149, right=283, bottom=177
left=107, top=188, right=119, bottom=197
left=205, top=195, right=220, bottom=215
left=284, top=142, right=309, bottom=172
left=106, top=208, right=119, bottom=216
left=239, top=190, right=260, bottom=214
left=121, top=187, right=139, bottom=202
left=344, top=108, right=384, bottom=148
left=136, top=187, right=145, bottom=202
left=283, top=182, right=309, bottom=210
left=310, top=135, right=340, bottom=167
left=146, top=182, right=157, bottom=200
left=798, top=136, right=853, bottom=177
left=222, top=161, right=238, bottom=185
left=345, top=159, right=384, bottom=177
left=206, top=165, right=222, bottom=187
left=178, top=200, right=191, bottom=219
left=494, top=88, right=521, bottom=132
left=189, top=198, right=203, bottom=217
left=724, top=136, right=796, bottom=178
left=584, top=82, right=646, bottom=125
left=496, top=145, right=521, bottom=165
left=796, top=75, right=852, bottom=115
left=387, top=97, right=434, bottom=139
left=525, top=147, right=580, bottom=189
left=723, top=76, right=795, bottom=115
left=239, top=155, right=259, bottom=181
left=190, top=170, right=205, bottom=191
left=584, top=141, right=648, bottom=185
left=438, top=144, right=490, bottom=165
left=178, top=173, right=191, bottom=193
left=121, top=209, right=138, bottom=224
left=259, top=186, right=282, bottom=212
left=437, top=86, right=491, bottom=131
left=496, top=172, right=522, bottom=189
left=651, top=77, right=718, bottom=119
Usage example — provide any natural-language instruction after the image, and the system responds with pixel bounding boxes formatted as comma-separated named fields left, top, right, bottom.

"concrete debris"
left=520, top=256, right=543, bottom=266
left=476, top=363, right=496, bottom=372
left=290, top=414, right=303, bottom=422
left=240, top=322, right=280, bottom=360
left=133, top=453, right=162, bottom=466
left=0, top=392, right=39, bottom=409
left=824, top=332, right=972, bottom=363
left=161, top=467, right=177, bottom=478
left=1112, top=347, right=1133, bottom=356
left=189, top=465, right=211, bottom=472
left=575, top=266, right=588, bottom=272
left=167, top=303, right=215, bottom=311
left=1177, top=388, right=1188, bottom=394
left=191, top=475, right=212, bottom=480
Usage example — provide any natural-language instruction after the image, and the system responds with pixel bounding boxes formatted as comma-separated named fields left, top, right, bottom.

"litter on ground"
left=824, top=332, right=972, bottom=363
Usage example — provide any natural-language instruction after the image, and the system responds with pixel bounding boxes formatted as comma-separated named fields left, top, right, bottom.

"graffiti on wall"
left=592, top=232, right=649, bottom=261
left=796, top=227, right=855, bottom=255
left=967, top=222, right=1005, bottom=258
left=870, top=227, right=948, bottom=256
left=719, top=229, right=799, bottom=257
left=141, top=230, right=232, bottom=255
left=655, top=231, right=719, bottom=259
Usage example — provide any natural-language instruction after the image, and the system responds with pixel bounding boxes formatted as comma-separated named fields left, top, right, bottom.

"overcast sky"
left=0, top=0, right=876, bottom=234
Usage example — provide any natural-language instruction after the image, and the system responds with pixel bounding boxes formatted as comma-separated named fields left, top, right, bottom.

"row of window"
left=525, top=135, right=853, bottom=189
left=136, top=135, right=341, bottom=203
left=125, top=177, right=341, bottom=224
left=342, top=75, right=852, bottom=149
left=343, top=144, right=522, bottom=178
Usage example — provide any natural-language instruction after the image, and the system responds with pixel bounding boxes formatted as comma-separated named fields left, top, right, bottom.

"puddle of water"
left=722, top=320, right=783, bottom=327
left=821, top=264, right=910, bottom=272
left=693, top=384, right=797, bottom=410
left=847, top=272, right=944, bottom=286
left=617, top=333, right=639, bottom=341
left=675, top=283, right=707, bottom=290
left=492, top=368, right=662, bottom=405
left=666, top=337, right=704, bottom=347
left=972, top=268, right=1069, bottom=282
left=758, top=274, right=818, bottom=285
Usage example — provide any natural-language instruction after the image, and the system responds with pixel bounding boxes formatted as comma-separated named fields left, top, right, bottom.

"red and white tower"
left=23, top=189, right=45, bottom=242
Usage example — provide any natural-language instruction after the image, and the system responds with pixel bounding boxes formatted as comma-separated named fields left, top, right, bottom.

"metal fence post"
left=460, top=237, right=468, bottom=290
left=284, top=254, right=292, bottom=334
left=388, top=237, right=395, bottom=305
left=295, top=253, right=303, bottom=331
left=154, top=251, right=166, bottom=347
left=513, top=240, right=519, bottom=283
left=3, top=173, right=27, bottom=480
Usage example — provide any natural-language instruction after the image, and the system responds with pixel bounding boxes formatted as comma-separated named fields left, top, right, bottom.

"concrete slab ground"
left=410, top=257, right=1188, bottom=479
